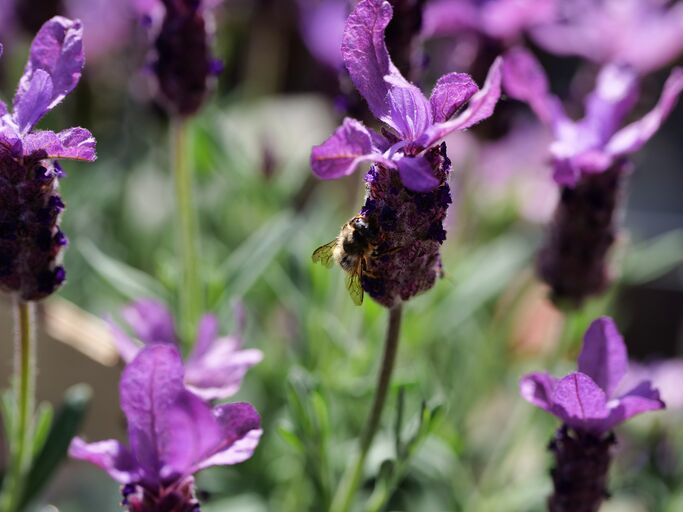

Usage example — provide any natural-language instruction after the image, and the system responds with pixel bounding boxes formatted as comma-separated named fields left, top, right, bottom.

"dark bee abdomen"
left=342, top=230, right=370, bottom=256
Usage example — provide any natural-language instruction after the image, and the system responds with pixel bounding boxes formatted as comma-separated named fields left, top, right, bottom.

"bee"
left=312, top=215, right=379, bottom=305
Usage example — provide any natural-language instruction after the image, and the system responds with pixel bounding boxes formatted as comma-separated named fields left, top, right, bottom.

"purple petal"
left=156, top=390, right=223, bottom=481
left=196, top=402, right=262, bottom=470
left=191, top=314, right=220, bottom=360
left=604, top=381, right=665, bottom=431
left=123, top=299, right=178, bottom=346
left=418, top=57, right=503, bottom=148
left=107, top=318, right=142, bottom=363
left=14, top=16, right=84, bottom=131
left=68, top=437, right=141, bottom=484
left=552, top=372, right=609, bottom=432
left=384, top=77, right=432, bottom=141
left=519, top=372, right=558, bottom=412
left=12, top=69, right=54, bottom=134
left=22, top=127, right=96, bottom=161
left=396, top=156, right=439, bottom=192
left=606, top=67, right=683, bottom=157
left=341, top=0, right=396, bottom=121
left=120, top=344, right=186, bottom=481
left=430, top=72, right=479, bottom=124
left=311, top=118, right=395, bottom=180
left=186, top=340, right=263, bottom=401
left=421, top=0, right=480, bottom=38
left=480, top=0, right=556, bottom=41
left=502, top=47, right=565, bottom=128
left=297, top=0, right=346, bottom=70
left=581, top=64, right=639, bottom=146
left=578, top=317, right=628, bottom=397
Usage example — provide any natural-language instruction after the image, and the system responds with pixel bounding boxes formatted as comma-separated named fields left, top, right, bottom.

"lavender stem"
left=330, top=304, right=403, bottom=512
left=0, top=300, right=36, bottom=512
left=171, top=117, right=202, bottom=348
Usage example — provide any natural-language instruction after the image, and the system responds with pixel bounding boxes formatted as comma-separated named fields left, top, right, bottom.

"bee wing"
left=345, top=263, right=364, bottom=306
left=312, top=240, right=337, bottom=268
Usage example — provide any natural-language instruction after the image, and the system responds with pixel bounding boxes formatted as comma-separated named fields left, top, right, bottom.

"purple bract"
left=520, top=317, right=664, bottom=435
left=69, top=344, right=261, bottom=511
left=310, top=0, right=502, bottom=193
left=0, top=17, right=96, bottom=301
left=503, top=47, right=683, bottom=187
left=109, top=299, right=263, bottom=401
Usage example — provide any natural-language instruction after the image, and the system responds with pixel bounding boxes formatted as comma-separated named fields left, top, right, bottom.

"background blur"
left=1, top=1, right=683, bottom=511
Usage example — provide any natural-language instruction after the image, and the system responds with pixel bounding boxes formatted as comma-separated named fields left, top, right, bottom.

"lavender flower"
left=310, top=0, right=501, bottom=307
left=109, top=299, right=263, bottom=402
left=521, top=317, right=664, bottom=512
left=531, top=0, right=683, bottom=75
left=297, top=0, right=347, bottom=71
left=0, top=17, right=96, bottom=301
left=503, top=47, right=683, bottom=304
left=70, top=344, right=261, bottom=512
left=133, top=0, right=221, bottom=116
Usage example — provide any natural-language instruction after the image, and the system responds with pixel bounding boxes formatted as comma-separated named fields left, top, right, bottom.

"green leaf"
left=20, top=384, right=92, bottom=509
left=622, top=229, right=683, bottom=284
left=79, top=239, right=170, bottom=302
left=277, top=425, right=305, bottom=453
left=30, top=402, right=54, bottom=458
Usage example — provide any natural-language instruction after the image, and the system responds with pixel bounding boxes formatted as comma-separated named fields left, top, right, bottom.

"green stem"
left=0, top=300, right=36, bottom=512
left=171, top=117, right=202, bottom=348
left=330, top=305, right=403, bottom=512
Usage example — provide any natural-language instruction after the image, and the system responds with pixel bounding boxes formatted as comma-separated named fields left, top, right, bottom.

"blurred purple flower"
left=133, top=0, right=222, bottom=116
left=621, top=359, right=683, bottom=412
left=70, top=344, right=261, bottom=511
left=503, top=47, right=683, bottom=187
left=531, top=0, right=683, bottom=74
left=423, top=0, right=556, bottom=42
left=520, top=317, right=665, bottom=435
left=0, top=17, right=96, bottom=301
left=311, top=0, right=503, bottom=193
left=109, top=299, right=263, bottom=401
left=297, top=0, right=347, bottom=71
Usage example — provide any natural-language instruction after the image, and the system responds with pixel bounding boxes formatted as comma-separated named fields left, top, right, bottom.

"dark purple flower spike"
left=0, top=16, right=96, bottom=301
left=134, top=0, right=220, bottom=116
left=109, top=299, right=263, bottom=401
left=503, top=47, right=683, bottom=305
left=311, top=0, right=502, bottom=307
left=520, top=317, right=664, bottom=511
left=70, top=344, right=262, bottom=512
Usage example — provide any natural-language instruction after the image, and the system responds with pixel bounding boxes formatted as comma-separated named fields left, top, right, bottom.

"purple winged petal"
left=108, top=318, right=142, bottom=363
left=551, top=372, right=609, bottom=431
left=196, top=402, right=262, bottom=470
left=577, top=317, right=628, bottom=398
left=417, top=57, right=503, bottom=149
left=502, top=47, right=566, bottom=129
left=519, top=371, right=558, bottom=412
left=22, top=127, right=96, bottom=161
left=12, top=69, right=54, bottom=134
left=297, top=0, right=346, bottom=70
left=311, top=118, right=395, bottom=179
left=604, top=380, right=665, bottom=431
left=606, top=67, right=683, bottom=157
left=341, top=0, right=397, bottom=121
left=123, top=299, right=178, bottom=346
left=421, top=0, right=479, bottom=38
left=156, top=390, right=223, bottom=481
left=119, top=344, right=186, bottom=483
left=68, top=438, right=141, bottom=484
left=14, top=16, right=84, bottom=131
left=384, top=77, right=433, bottom=141
left=429, top=72, right=479, bottom=124
left=191, top=314, right=220, bottom=360
left=396, top=155, right=440, bottom=192
left=186, top=339, right=263, bottom=401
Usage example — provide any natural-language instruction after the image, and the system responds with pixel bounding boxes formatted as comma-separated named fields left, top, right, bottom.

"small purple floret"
left=69, top=344, right=262, bottom=512
left=109, top=299, right=263, bottom=401
left=0, top=17, right=96, bottom=301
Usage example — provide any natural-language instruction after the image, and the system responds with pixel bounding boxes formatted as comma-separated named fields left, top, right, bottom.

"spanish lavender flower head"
left=110, top=299, right=263, bottom=401
left=531, top=0, right=683, bottom=75
left=134, top=0, right=221, bottom=116
left=520, top=317, right=664, bottom=512
left=70, top=344, right=262, bottom=512
left=503, top=47, right=683, bottom=305
left=0, top=17, right=96, bottom=301
left=311, top=0, right=502, bottom=307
